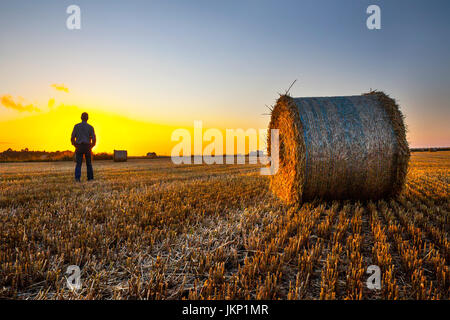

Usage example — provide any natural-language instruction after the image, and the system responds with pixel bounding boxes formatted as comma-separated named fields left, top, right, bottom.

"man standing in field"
left=71, top=112, right=96, bottom=182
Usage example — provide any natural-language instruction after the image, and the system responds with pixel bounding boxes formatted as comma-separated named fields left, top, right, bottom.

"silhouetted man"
left=71, top=112, right=96, bottom=182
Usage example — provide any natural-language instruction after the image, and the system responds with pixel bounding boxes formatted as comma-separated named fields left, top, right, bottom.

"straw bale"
left=114, top=150, right=128, bottom=162
left=268, top=91, right=409, bottom=203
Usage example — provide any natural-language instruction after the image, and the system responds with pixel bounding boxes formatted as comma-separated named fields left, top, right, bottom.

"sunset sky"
left=1, top=0, right=449, bottom=155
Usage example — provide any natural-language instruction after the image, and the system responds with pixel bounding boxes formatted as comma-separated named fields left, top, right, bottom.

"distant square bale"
left=114, top=150, right=127, bottom=162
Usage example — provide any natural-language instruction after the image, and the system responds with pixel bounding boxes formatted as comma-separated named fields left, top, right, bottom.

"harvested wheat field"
left=0, top=152, right=449, bottom=300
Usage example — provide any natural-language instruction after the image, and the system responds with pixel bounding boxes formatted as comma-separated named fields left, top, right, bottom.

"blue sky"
left=0, top=0, right=449, bottom=147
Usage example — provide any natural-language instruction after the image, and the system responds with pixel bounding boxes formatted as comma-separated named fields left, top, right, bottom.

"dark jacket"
left=71, top=121, right=96, bottom=147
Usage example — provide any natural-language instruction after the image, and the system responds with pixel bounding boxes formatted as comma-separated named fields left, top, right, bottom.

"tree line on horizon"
left=0, top=147, right=448, bottom=163
left=0, top=148, right=112, bottom=162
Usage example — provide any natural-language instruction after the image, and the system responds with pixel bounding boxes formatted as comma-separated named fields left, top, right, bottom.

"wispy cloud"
left=51, top=84, right=69, bottom=93
left=0, top=95, right=40, bottom=112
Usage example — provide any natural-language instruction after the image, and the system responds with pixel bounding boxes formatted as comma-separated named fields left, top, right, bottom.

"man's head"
left=81, top=112, right=89, bottom=122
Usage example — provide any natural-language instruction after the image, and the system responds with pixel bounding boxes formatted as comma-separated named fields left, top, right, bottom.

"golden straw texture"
left=268, top=91, right=409, bottom=203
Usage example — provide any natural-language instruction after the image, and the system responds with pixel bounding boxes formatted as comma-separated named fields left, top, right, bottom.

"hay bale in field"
left=113, top=150, right=127, bottom=162
left=268, top=91, right=410, bottom=203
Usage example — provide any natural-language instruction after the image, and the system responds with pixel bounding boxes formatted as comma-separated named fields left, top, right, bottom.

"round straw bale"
left=267, top=91, right=409, bottom=203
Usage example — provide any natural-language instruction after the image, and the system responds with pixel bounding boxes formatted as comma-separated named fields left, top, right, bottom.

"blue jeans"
left=75, top=144, right=93, bottom=181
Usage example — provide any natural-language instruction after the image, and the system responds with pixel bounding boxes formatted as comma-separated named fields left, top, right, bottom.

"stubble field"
left=0, top=152, right=448, bottom=299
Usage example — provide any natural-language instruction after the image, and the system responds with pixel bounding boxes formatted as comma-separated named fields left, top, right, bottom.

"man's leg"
left=75, top=151, right=83, bottom=181
left=86, top=149, right=94, bottom=180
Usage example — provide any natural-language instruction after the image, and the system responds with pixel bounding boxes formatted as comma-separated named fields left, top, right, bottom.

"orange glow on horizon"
left=0, top=104, right=265, bottom=156
left=0, top=104, right=179, bottom=156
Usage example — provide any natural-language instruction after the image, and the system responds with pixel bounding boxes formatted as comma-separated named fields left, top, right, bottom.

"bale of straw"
left=113, top=150, right=127, bottom=162
left=268, top=91, right=409, bottom=203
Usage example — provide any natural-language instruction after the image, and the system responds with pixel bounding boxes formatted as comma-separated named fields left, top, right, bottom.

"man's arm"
left=71, top=125, right=77, bottom=146
left=90, top=126, right=96, bottom=147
